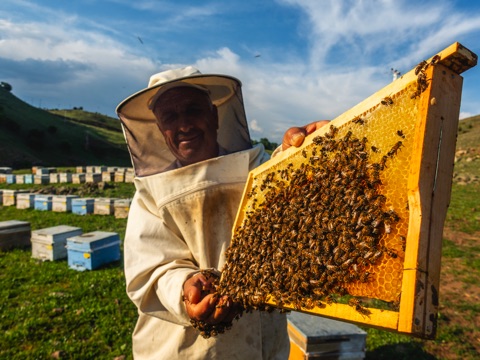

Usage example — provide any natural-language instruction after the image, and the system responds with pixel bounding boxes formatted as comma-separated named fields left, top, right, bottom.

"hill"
left=0, top=87, right=131, bottom=169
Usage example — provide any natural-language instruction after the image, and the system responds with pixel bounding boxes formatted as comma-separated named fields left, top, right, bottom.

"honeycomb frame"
left=229, top=42, right=477, bottom=339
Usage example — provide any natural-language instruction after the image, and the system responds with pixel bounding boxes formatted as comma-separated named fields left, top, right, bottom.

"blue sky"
left=1, top=0, right=480, bottom=142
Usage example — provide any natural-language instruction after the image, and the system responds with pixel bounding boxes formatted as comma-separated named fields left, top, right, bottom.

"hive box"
left=76, top=166, right=86, bottom=173
left=114, top=199, right=131, bottom=219
left=114, top=171, right=125, bottom=182
left=3, top=189, right=29, bottom=206
left=15, top=175, right=25, bottom=184
left=59, top=173, right=73, bottom=183
left=72, top=173, right=86, bottom=184
left=288, top=312, right=366, bottom=360
left=0, top=167, right=12, bottom=174
left=0, top=220, right=31, bottom=250
left=85, top=173, right=101, bottom=183
left=31, top=225, right=83, bottom=261
left=52, top=195, right=79, bottom=212
left=24, top=174, right=34, bottom=184
left=66, top=231, right=121, bottom=271
left=16, top=193, right=36, bottom=209
left=94, top=198, right=116, bottom=215
left=49, top=173, right=60, bottom=184
left=101, top=171, right=114, bottom=182
left=6, top=174, right=16, bottom=184
left=71, top=198, right=95, bottom=215
left=34, top=174, right=49, bottom=185
left=35, top=195, right=53, bottom=211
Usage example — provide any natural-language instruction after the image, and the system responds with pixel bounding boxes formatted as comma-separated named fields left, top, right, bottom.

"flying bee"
left=381, top=97, right=394, bottom=106
left=396, top=130, right=405, bottom=139
left=415, top=60, right=428, bottom=75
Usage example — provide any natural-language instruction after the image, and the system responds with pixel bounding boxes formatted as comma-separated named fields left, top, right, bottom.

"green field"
left=0, top=116, right=479, bottom=359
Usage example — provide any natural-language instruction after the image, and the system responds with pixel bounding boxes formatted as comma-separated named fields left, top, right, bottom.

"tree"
left=0, top=82, right=12, bottom=92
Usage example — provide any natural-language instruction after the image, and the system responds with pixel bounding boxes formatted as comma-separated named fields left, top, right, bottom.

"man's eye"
left=161, top=114, right=177, bottom=124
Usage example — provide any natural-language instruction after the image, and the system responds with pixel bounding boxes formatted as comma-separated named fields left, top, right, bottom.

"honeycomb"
left=218, top=84, right=418, bottom=305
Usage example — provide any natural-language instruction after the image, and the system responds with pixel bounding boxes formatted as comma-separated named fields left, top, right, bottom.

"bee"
left=396, top=130, right=405, bottom=139
left=352, top=116, right=364, bottom=125
left=301, top=149, right=307, bottom=158
left=371, top=145, right=380, bottom=153
left=430, top=54, right=441, bottom=65
left=381, top=97, right=394, bottom=106
left=359, top=271, right=371, bottom=283
left=388, top=141, right=403, bottom=157
left=384, top=247, right=398, bottom=258
left=415, top=60, right=428, bottom=75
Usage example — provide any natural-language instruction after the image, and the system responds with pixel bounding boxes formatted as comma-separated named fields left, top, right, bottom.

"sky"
left=1, top=0, right=480, bottom=143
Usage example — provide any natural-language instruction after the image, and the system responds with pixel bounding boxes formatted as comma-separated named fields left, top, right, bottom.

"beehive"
left=16, top=193, right=36, bottom=209
left=34, top=174, right=49, bottom=185
left=72, top=198, right=95, bottom=215
left=31, top=225, right=83, bottom=261
left=3, top=190, right=29, bottom=206
left=219, top=43, right=477, bottom=339
left=0, top=220, right=31, bottom=250
left=114, top=170, right=125, bottom=182
left=34, top=195, right=53, bottom=211
left=101, top=171, right=114, bottom=182
left=59, top=173, right=73, bottom=183
left=85, top=173, right=102, bottom=183
left=66, top=231, right=121, bottom=271
left=52, top=195, right=79, bottom=212
left=94, top=197, right=116, bottom=215
left=15, top=175, right=25, bottom=184
left=72, top=173, right=86, bottom=184
left=49, top=173, right=60, bottom=183
left=114, top=198, right=131, bottom=218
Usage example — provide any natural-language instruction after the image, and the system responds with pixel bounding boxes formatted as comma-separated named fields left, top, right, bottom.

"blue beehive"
left=6, top=174, right=16, bottom=184
left=24, top=174, right=34, bottom=184
left=34, top=195, right=53, bottom=211
left=71, top=198, right=95, bottom=215
left=66, top=231, right=121, bottom=271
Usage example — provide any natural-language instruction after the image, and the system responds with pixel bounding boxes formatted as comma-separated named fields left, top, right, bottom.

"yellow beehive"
left=222, top=42, right=477, bottom=340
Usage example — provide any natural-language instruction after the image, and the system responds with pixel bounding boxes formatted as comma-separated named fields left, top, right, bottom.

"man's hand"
left=282, top=120, right=330, bottom=151
left=183, top=273, right=240, bottom=325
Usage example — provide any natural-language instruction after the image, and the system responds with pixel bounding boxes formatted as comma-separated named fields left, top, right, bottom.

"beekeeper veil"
left=116, top=66, right=252, bottom=177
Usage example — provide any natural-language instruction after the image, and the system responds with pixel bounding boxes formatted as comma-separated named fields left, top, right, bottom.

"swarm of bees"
left=191, top=124, right=405, bottom=338
left=411, top=54, right=440, bottom=99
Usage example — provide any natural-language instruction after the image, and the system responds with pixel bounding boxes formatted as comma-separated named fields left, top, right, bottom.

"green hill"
left=0, top=87, right=131, bottom=169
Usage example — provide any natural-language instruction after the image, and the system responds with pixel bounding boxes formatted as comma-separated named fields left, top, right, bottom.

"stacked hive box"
left=31, top=225, right=83, bottom=261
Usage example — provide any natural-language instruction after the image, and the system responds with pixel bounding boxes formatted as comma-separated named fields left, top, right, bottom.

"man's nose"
left=177, top=112, right=195, bottom=130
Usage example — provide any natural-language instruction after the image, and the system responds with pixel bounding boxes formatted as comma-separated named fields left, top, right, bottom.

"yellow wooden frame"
left=232, top=42, right=477, bottom=339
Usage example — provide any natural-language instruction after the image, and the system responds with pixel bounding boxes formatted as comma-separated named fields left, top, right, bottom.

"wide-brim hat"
left=116, top=66, right=252, bottom=177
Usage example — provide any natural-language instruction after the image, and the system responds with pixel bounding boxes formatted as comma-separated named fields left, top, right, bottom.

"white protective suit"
left=117, top=68, right=290, bottom=359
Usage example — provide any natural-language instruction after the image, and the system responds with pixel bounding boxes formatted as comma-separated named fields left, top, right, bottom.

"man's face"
left=153, top=87, right=219, bottom=166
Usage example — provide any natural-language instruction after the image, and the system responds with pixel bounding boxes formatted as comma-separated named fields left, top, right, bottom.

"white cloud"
left=249, top=119, right=263, bottom=133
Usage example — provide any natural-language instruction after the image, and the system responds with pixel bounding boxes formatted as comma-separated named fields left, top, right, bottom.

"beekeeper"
left=116, top=66, right=328, bottom=359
